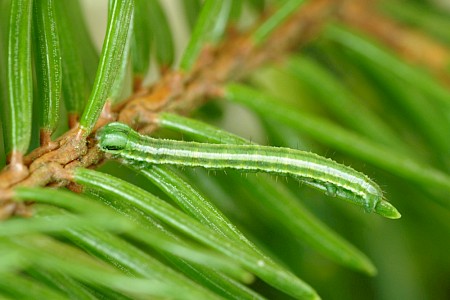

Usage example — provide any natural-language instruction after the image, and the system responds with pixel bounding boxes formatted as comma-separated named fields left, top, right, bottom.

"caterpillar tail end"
left=375, top=200, right=401, bottom=219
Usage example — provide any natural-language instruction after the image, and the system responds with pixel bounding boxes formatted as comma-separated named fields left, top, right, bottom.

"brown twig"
left=339, top=1, right=450, bottom=85
left=0, top=0, right=339, bottom=217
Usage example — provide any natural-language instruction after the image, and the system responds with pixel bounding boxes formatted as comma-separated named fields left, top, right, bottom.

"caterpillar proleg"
left=97, top=122, right=400, bottom=219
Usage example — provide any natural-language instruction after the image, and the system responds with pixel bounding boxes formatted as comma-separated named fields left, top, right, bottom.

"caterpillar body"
left=97, top=122, right=400, bottom=219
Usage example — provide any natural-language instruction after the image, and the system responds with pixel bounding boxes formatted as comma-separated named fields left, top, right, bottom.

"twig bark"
left=339, top=1, right=450, bottom=85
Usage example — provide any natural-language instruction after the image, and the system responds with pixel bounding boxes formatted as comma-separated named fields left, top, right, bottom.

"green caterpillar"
left=97, top=122, right=400, bottom=219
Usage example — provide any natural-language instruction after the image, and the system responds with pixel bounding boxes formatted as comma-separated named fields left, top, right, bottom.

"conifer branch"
left=0, top=0, right=338, bottom=217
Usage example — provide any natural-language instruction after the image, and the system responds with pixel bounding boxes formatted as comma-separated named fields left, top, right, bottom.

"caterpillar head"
left=97, top=122, right=131, bottom=153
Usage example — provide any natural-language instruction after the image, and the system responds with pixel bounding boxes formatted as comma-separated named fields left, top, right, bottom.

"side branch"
left=339, top=1, right=450, bottom=85
left=0, top=0, right=339, bottom=217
